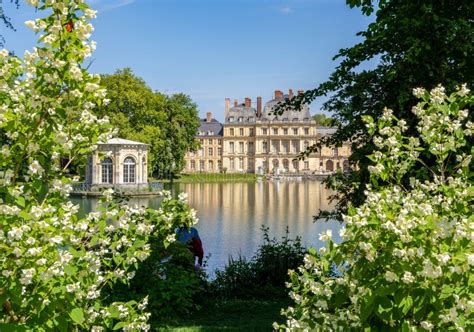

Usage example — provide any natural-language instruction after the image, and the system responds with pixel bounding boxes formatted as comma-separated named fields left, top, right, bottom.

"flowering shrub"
left=278, top=85, right=473, bottom=331
left=0, top=1, right=197, bottom=330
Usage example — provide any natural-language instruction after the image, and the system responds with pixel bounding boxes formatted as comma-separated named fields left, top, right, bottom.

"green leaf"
left=69, top=307, right=84, bottom=325
left=113, top=322, right=126, bottom=330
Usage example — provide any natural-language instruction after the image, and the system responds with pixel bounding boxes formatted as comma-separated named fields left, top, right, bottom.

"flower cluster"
left=0, top=0, right=195, bottom=330
left=279, top=85, right=473, bottom=331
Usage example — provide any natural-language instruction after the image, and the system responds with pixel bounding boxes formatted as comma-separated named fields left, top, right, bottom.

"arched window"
left=101, top=158, right=113, bottom=184
left=326, top=160, right=334, bottom=172
left=123, top=157, right=136, bottom=183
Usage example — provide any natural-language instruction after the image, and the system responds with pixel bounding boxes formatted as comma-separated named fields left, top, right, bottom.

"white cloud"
left=279, top=5, right=294, bottom=14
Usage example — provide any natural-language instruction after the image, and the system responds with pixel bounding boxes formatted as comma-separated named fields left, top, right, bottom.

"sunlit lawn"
left=155, top=298, right=290, bottom=331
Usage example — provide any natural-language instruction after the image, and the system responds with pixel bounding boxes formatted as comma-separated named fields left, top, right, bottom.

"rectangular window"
left=293, top=128, right=298, bottom=135
left=101, top=163, right=113, bottom=184
left=218, top=160, right=222, bottom=171
left=249, top=128, right=254, bottom=136
left=273, top=128, right=278, bottom=135
left=304, top=161, right=309, bottom=170
left=304, top=128, right=309, bottom=135
left=239, top=128, right=244, bottom=136
left=239, top=142, right=244, bottom=153
left=332, top=148, right=338, bottom=157
left=248, top=142, right=254, bottom=153
left=230, top=128, right=234, bottom=136
left=218, top=147, right=222, bottom=156
left=208, top=139, right=213, bottom=145
left=229, top=142, right=234, bottom=153
left=208, top=147, right=213, bottom=156
left=191, top=160, right=195, bottom=170
left=230, top=158, right=234, bottom=170
left=209, top=160, right=214, bottom=171
left=239, top=158, right=244, bottom=170
left=262, top=128, right=268, bottom=135
left=283, top=128, right=288, bottom=135
left=200, top=160, right=205, bottom=171
left=263, top=141, right=268, bottom=153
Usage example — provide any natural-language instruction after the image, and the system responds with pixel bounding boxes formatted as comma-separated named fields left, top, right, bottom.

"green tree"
left=280, top=0, right=474, bottom=218
left=98, top=68, right=200, bottom=178
left=312, top=113, right=340, bottom=127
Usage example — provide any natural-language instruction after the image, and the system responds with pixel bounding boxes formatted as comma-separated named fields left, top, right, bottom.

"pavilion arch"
left=123, top=156, right=137, bottom=183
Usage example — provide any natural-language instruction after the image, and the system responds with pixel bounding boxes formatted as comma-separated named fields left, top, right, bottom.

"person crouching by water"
left=176, top=226, right=204, bottom=269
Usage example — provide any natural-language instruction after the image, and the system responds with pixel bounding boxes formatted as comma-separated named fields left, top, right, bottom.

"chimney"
left=225, top=98, right=231, bottom=112
left=289, top=89, right=294, bottom=99
left=234, top=99, right=238, bottom=107
left=244, top=97, right=251, bottom=108
left=274, top=90, right=283, bottom=99
left=298, top=89, right=304, bottom=96
left=257, top=96, right=262, bottom=117
left=206, top=112, right=212, bottom=123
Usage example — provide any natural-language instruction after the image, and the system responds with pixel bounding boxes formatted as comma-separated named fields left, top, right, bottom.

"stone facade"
left=85, top=138, right=149, bottom=185
left=184, top=89, right=351, bottom=174
left=184, top=112, right=223, bottom=173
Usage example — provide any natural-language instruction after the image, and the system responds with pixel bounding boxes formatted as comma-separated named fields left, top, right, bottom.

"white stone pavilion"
left=85, top=138, right=149, bottom=186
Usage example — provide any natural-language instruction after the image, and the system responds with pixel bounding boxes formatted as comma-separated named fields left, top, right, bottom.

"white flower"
left=25, top=20, right=38, bottom=32
left=457, top=83, right=470, bottom=97
left=319, top=229, right=332, bottom=242
left=401, top=272, right=414, bottom=284
left=28, top=160, right=44, bottom=176
left=420, top=321, right=433, bottom=331
left=384, top=271, right=398, bottom=282
left=85, top=9, right=98, bottom=19
left=467, top=254, right=474, bottom=266
left=413, top=87, right=426, bottom=98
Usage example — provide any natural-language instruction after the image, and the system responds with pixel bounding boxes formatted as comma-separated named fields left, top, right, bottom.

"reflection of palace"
left=184, top=89, right=350, bottom=174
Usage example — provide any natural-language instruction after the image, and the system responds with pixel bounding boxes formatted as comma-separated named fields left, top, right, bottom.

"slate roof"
left=316, top=127, right=337, bottom=136
left=196, top=118, right=223, bottom=137
left=261, top=94, right=311, bottom=121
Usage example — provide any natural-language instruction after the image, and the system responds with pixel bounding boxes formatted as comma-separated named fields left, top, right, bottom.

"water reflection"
left=71, top=181, right=342, bottom=275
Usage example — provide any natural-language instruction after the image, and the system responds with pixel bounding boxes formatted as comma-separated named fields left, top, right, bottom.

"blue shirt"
left=176, top=227, right=200, bottom=244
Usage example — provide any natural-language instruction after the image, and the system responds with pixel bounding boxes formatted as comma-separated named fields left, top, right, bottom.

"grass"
left=154, top=298, right=290, bottom=331
left=156, top=173, right=259, bottom=183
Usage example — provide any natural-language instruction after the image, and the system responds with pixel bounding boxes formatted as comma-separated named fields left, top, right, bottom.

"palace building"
left=183, top=89, right=350, bottom=174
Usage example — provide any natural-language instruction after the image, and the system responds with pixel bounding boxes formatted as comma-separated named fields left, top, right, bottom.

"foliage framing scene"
left=0, top=0, right=473, bottom=331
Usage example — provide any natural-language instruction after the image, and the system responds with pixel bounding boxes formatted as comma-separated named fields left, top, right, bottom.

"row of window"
left=227, top=117, right=311, bottom=123
left=227, top=127, right=310, bottom=136
left=101, top=157, right=139, bottom=184
left=189, top=160, right=223, bottom=171
left=190, top=147, right=223, bottom=157
left=199, top=139, right=222, bottom=145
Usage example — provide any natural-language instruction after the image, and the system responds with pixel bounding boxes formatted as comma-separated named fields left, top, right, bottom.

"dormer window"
left=249, top=117, right=254, bottom=122
left=238, top=117, right=244, bottom=122
left=207, top=130, right=213, bottom=135
left=283, top=118, right=289, bottom=122
left=292, top=118, right=298, bottom=122
left=229, top=116, right=234, bottom=123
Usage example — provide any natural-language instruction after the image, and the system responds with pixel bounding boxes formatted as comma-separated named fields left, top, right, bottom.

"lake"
left=71, top=180, right=342, bottom=275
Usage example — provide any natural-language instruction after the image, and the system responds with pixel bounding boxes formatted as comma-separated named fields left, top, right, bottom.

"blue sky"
left=2, top=0, right=374, bottom=121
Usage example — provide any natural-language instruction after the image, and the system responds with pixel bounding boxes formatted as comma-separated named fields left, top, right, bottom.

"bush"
left=0, top=1, right=199, bottom=329
left=211, top=226, right=306, bottom=299
left=106, top=241, right=207, bottom=324
left=279, top=85, right=473, bottom=331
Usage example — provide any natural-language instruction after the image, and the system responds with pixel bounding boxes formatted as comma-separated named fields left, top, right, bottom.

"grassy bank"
left=157, top=173, right=258, bottom=183
left=155, top=298, right=290, bottom=331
